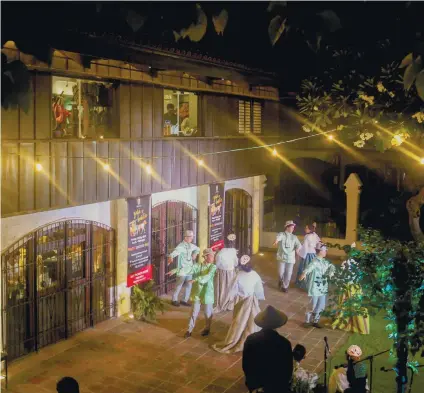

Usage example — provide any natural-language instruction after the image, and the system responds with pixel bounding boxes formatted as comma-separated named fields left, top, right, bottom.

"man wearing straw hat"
left=242, top=305, right=293, bottom=393
left=273, top=220, right=301, bottom=293
left=168, top=230, right=200, bottom=307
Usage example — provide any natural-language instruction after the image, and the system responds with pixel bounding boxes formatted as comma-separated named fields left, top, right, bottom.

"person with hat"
left=167, top=230, right=200, bottom=307
left=170, top=248, right=217, bottom=338
left=273, top=220, right=302, bottom=293
left=212, top=254, right=265, bottom=354
left=345, top=345, right=368, bottom=393
left=213, top=233, right=239, bottom=313
left=299, top=243, right=335, bottom=328
left=242, top=305, right=293, bottom=393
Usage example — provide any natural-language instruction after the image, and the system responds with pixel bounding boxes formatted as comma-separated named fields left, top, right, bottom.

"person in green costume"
left=169, top=248, right=217, bottom=338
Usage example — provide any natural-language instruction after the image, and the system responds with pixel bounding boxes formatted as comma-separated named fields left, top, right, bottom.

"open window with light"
left=163, top=89, right=199, bottom=137
left=51, top=76, right=118, bottom=139
left=238, top=100, right=262, bottom=134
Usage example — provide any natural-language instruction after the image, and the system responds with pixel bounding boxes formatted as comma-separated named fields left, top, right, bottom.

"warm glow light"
left=394, top=135, right=403, bottom=144
left=259, top=253, right=264, bottom=256
left=99, top=135, right=104, bottom=139
left=420, top=158, right=424, bottom=165
left=328, top=135, right=334, bottom=141
left=272, top=148, right=277, bottom=156
left=35, top=163, right=43, bottom=172
left=129, top=313, right=134, bottom=319
left=146, top=164, right=152, bottom=174
left=198, top=159, right=204, bottom=166
left=103, top=163, right=110, bottom=171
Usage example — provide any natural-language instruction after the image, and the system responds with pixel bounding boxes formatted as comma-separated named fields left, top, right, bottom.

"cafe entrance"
left=1, top=219, right=116, bottom=362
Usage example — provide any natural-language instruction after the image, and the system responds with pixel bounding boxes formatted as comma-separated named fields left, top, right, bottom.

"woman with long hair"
left=296, top=223, right=320, bottom=290
left=213, top=233, right=239, bottom=313
left=212, top=255, right=265, bottom=354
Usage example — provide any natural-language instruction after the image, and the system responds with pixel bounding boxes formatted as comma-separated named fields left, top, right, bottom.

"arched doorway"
left=152, top=201, right=198, bottom=295
left=224, top=189, right=252, bottom=256
left=1, top=220, right=116, bottom=361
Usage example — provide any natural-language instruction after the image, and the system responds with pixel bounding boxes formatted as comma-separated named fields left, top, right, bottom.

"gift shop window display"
left=52, top=76, right=116, bottom=139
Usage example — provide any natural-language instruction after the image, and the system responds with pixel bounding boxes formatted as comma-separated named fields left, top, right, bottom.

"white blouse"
left=299, top=232, right=321, bottom=259
left=232, top=270, right=265, bottom=300
left=215, top=248, right=238, bottom=271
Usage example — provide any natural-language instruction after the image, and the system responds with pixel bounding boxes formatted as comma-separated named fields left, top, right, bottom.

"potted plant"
left=130, top=280, right=165, bottom=322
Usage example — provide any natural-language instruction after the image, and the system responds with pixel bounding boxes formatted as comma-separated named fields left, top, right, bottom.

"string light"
left=420, top=158, right=424, bottom=165
left=327, top=135, right=334, bottom=141
left=198, top=159, right=204, bottom=166
left=272, top=148, right=277, bottom=156
left=99, top=135, right=104, bottom=140
left=103, top=163, right=110, bottom=171
left=35, top=163, right=43, bottom=171
left=394, top=135, right=403, bottom=145
left=146, top=164, right=152, bottom=174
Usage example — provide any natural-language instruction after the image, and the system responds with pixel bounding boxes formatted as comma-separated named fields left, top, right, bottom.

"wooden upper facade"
left=1, top=40, right=281, bottom=217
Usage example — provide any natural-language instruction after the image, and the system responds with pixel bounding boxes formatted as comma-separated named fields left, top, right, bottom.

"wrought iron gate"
left=1, top=220, right=116, bottom=362
left=152, top=201, right=198, bottom=295
left=224, top=189, right=253, bottom=256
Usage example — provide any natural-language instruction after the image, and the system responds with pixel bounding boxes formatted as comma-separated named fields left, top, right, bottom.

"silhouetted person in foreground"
left=242, top=305, right=293, bottom=393
left=57, top=377, right=79, bottom=393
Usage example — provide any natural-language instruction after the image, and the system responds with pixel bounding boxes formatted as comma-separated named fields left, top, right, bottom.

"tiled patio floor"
left=3, top=252, right=348, bottom=393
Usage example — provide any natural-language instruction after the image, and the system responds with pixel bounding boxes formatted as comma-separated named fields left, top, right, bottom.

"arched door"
left=152, top=201, right=198, bottom=295
left=1, top=220, right=116, bottom=361
left=224, top=189, right=252, bottom=256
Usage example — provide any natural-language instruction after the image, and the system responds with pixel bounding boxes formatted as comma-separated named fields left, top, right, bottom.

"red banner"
left=127, top=264, right=153, bottom=287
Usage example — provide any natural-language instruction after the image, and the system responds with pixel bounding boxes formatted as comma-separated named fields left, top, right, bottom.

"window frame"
left=238, top=99, right=263, bottom=135
left=163, top=88, right=200, bottom=137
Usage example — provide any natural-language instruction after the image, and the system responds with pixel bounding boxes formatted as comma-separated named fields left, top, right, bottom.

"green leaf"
left=415, top=70, right=424, bottom=101
left=268, top=15, right=286, bottom=46
left=399, top=53, right=413, bottom=69
left=403, top=56, right=422, bottom=90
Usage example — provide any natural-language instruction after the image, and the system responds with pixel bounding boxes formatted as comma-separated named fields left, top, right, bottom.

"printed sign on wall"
left=209, top=183, right=225, bottom=252
left=127, top=196, right=152, bottom=287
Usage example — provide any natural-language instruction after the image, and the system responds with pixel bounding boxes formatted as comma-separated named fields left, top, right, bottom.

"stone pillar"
left=197, top=184, right=209, bottom=252
left=252, top=175, right=267, bottom=254
left=344, top=173, right=363, bottom=243
left=111, top=199, right=131, bottom=317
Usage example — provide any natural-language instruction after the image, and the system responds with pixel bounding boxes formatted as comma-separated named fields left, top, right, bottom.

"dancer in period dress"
left=296, top=223, right=320, bottom=290
left=212, top=255, right=265, bottom=354
left=214, top=233, right=239, bottom=313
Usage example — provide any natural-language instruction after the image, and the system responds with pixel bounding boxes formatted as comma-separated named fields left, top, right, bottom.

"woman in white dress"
left=212, top=255, right=265, bottom=354
left=296, top=223, right=320, bottom=290
left=214, top=233, right=239, bottom=313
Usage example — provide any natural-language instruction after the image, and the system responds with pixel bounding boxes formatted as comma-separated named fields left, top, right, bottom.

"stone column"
left=111, top=198, right=131, bottom=316
left=252, top=175, right=267, bottom=254
left=197, top=184, right=209, bottom=252
left=344, top=173, right=363, bottom=243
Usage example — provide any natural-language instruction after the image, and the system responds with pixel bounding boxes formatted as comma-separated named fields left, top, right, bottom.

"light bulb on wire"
left=272, top=148, right=277, bottom=156
left=103, top=163, right=110, bottom=171
left=420, top=158, right=424, bottom=165
left=35, top=163, right=43, bottom=172
left=198, top=159, right=204, bottom=166
left=327, top=134, right=334, bottom=141
left=146, top=164, right=152, bottom=174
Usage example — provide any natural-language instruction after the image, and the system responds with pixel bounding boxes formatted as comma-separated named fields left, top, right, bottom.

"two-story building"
left=1, top=33, right=281, bottom=362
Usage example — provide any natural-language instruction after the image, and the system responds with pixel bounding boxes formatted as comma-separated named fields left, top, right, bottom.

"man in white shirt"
left=273, top=220, right=301, bottom=293
left=167, top=230, right=200, bottom=307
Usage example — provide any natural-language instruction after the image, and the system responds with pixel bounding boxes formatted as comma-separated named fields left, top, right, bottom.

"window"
left=52, top=76, right=117, bottom=139
left=238, top=100, right=262, bottom=134
left=163, top=89, right=199, bottom=137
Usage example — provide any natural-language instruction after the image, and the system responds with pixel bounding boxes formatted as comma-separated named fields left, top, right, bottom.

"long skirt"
left=214, top=269, right=236, bottom=313
left=212, top=295, right=261, bottom=354
left=331, top=285, right=370, bottom=335
left=295, top=253, right=315, bottom=290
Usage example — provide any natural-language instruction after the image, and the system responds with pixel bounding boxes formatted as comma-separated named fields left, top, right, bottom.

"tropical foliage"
left=130, top=281, right=165, bottom=322
left=326, top=229, right=424, bottom=393
left=296, top=42, right=424, bottom=152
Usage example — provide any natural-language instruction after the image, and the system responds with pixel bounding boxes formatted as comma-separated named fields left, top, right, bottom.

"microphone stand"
left=323, top=337, right=331, bottom=393
left=381, top=364, right=424, bottom=393
left=355, top=349, right=390, bottom=393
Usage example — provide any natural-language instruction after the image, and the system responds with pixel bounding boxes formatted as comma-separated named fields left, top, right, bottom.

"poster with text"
left=209, top=183, right=225, bottom=252
left=127, top=196, right=152, bottom=287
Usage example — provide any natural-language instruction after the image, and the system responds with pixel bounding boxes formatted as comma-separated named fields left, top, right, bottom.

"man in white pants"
left=273, top=220, right=301, bottom=293
left=168, top=230, right=200, bottom=307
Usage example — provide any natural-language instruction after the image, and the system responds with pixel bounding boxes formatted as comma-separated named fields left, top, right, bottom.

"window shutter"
left=238, top=100, right=246, bottom=133
left=253, top=102, right=262, bottom=134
